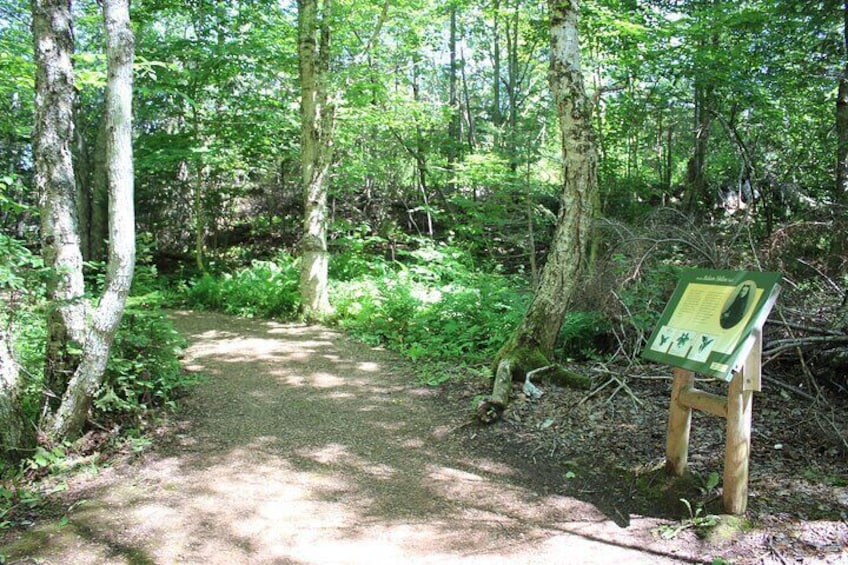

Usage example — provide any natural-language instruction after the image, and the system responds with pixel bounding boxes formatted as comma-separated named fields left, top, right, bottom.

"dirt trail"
left=4, top=310, right=710, bottom=564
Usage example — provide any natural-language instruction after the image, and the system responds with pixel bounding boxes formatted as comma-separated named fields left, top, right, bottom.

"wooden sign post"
left=644, top=270, right=780, bottom=515
left=666, top=329, right=761, bottom=514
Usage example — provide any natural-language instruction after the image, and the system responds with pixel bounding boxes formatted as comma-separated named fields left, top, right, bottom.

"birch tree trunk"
left=32, top=0, right=88, bottom=408
left=48, top=0, right=136, bottom=440
left=0, top=326, right=32, bottom=463
left=297, top=0, right=334, bottom=319
left=480, top=0, right=596, bottom=421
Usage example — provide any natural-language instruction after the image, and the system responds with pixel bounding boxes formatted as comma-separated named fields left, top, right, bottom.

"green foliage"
left=0, top=231, right=193, bottom=428
left=332, top=241, right=530, bottom=370
left=0, top=463, right=38, bottom=533
left=183, top=253, right=301, bottom=318
left=557, top=311, right=611, bottom=361
left=95, top=293, right=194, bottom=418
left=329, top=230, right=392, bottom=281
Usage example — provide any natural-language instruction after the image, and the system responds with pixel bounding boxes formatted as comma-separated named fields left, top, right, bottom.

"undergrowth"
left=332, top=242, right=531, bottom=373
left=1, top=235, right=195, bottom=533
left=176, top=239, right=534, bottom=383
left=181, top=252, right=301, bottom=318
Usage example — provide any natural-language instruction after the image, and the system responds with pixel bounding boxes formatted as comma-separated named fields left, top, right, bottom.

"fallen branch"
left=763, top=335, right=848, bottom=359
left=762, top=375, right=816, bottom=402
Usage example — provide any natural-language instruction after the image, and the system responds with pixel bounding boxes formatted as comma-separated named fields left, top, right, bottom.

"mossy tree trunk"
left=480, top=0, right=597, bottom=422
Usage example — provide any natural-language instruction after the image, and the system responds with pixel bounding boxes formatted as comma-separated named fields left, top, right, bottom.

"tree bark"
left=48, top=0, right=136, bottom=440
left=32, top=0, right=88, bottom=408
left=683, top=26, right=717, bottom=214
left=90, top=113, right=110, bottom=262
left=447, top=2, right=460, bottom=173
left=0, top=326, right=32, bottom=463
left=481, top=0, right=595, bottom=421
left=492, top=0, right=502, bottom=148
left=73, top=107, right=92, bottom=261
left=833, top=0, right=848, bottom=274
left=298, top=0, right=334, bottom=319
left=838, top=2, right=848, bottom=201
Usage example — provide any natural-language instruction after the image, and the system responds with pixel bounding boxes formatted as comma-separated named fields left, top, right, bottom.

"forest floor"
left=2, top=310, right=847, bottom=564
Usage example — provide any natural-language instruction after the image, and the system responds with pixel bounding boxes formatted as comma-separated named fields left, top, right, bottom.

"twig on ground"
left=814, top=409, right=848, bottom=453
left=762, top=375, right=817, bottom=402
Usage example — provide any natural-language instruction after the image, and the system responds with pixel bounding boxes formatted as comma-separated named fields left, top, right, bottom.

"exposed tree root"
left=477, top=352, right=592, bottom=424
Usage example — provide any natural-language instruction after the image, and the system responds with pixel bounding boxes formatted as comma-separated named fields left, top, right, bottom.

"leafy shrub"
left=1, top=234, right=48, bottom=421
left=556, top=311, right=612, bottom=361
left=183, top=252, right=301, bottom=318
left=0, top=235, right=192, bottom=426
left=329, top=232, right=391, bottom=281
left=331, top=241, right=529, bottom=366
left=95, top=293, right=194, bottom=418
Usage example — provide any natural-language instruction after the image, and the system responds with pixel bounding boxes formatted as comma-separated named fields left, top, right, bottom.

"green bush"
left=183, top=252, right=301, bottom=318
left=557, top=311, right=611, bottom=361
left=331, top=241, right=529, bottom=365
left=1, top=235, right=192, bottom=426
left=95, top=293, right=195, bottom=418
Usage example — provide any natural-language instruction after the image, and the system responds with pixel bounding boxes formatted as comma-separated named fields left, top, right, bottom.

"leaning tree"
left=479, top=0, right=597, bottom=422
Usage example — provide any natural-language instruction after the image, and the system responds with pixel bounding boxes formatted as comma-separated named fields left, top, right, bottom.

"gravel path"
left=3, top=310, right=707, bottom=564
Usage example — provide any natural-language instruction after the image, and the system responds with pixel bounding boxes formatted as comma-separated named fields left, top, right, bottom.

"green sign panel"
left=642, top=269, right=781, bottom=380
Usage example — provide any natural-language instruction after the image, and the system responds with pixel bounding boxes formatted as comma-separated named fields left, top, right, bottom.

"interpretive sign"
left=643, top=269, right=781, bottom=380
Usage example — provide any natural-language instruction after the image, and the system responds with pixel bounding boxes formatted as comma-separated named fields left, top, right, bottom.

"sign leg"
left=666, top=368, right=694, bottom=476
left=723, top=370, right=753, bottom=514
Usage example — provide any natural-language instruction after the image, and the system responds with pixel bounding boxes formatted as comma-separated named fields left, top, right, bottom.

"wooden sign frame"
left=666, top=329, right=762, bottom=514
left=645, top=269, right=780, bottom=515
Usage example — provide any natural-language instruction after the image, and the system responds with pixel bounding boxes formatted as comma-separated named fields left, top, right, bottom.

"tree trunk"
left=480, top=0, right=595, bottom=422
left=447, top=2, right=460, bottom=174
left=683, top=29, right=716, bottom=214
left=492, top=0, right=502, bottom=148
left=48, top=0, right=136, bottom=440
left=89, top=113, right=110, bottom=262
left=73, top=107, right=92, bottom=261
left=833, top=0, right=848, bottom=275
left=505, top=1, right=519, bottom=170
left=298, top=0, right=334, bottom=319
left=32, top=0, right=88, bottom=409
left=0, top=326, right=32, bottom=463
left=838, top=2, right=848, bottom=200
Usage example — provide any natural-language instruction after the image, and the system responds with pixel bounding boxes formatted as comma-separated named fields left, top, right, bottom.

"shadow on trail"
left=49, top=311, right=709, bottom=564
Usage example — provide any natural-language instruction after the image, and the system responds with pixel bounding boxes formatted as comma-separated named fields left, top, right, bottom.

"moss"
left=2, top=527, right=52, bottom=559
left=545, top=366, right=592, bottom=390
left=701, top=514, right=750, bottom=545
left=492, top=334, right=591, bottom=390
left=492, top=335, right=549, bottom=380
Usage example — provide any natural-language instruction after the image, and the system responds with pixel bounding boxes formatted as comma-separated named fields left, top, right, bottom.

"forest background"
left=1, top=0, right=847, bottom=525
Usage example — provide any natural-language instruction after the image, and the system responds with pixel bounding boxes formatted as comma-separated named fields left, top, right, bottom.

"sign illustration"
left=642, top=269, right=781, bottom=380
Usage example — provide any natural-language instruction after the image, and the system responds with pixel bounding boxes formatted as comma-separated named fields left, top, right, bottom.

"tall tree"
left=32, top=0, right=136, bottom=441
left=298, top=0, right=334, bottom=319
left=447, top=1, right=460, bottom=172
left=834, top=0, right=848, bottom=272
left=32, top=0, right=88, bottom=407
left=0, top=326, right=31, bottom=463
left=480, top=0, right=597, bottom=420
